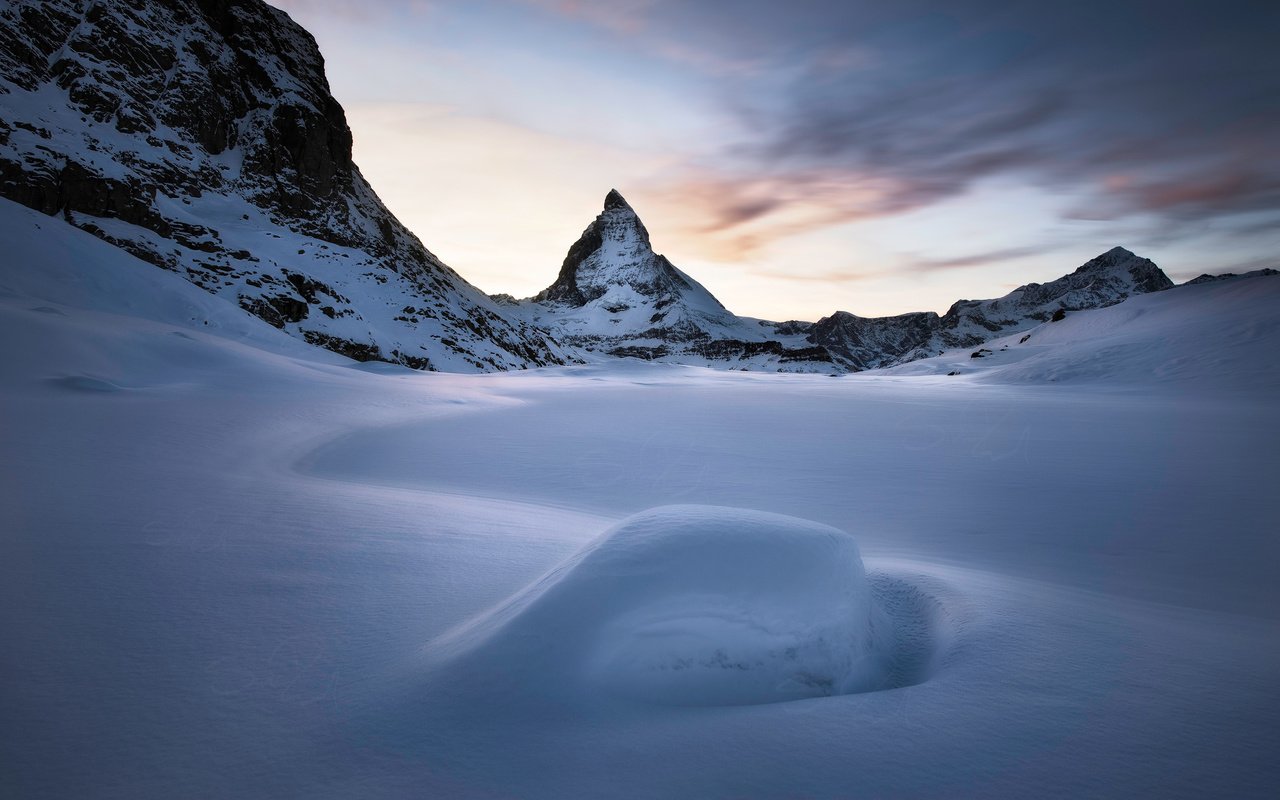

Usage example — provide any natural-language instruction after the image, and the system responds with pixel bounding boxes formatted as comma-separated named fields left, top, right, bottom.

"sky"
left=274, top=0, right=1279, bottom=320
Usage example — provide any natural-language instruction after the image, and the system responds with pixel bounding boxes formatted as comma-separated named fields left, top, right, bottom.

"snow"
left=2, top=198, right=1279, bottom=797
left=426, top=506, right=894, bottom=709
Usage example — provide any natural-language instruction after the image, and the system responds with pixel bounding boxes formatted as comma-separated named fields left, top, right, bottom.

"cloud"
left=703, top=1, right=1280, bottom=234
left=635, top=169, right=912, bottom=262
left=746, top=267, right=878, bottom=285
left=518, top=0, right=657, bottom=34
left=906, top=245, right=1049, bottom=273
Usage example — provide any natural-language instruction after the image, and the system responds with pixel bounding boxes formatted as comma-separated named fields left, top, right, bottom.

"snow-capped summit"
left=516, top=191, right=833, bottom=370
left=534, top=189, right=716, bottom=310
left=933, top=245, right=1174, bottom=347
left=0, top=0, right=567, bottom=371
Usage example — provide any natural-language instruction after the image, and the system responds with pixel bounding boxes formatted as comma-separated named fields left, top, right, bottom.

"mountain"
left=0, top=1, right=1180, bottom=375
left=801, top=311, right=940, bottom=371
left=510, top=190, right=832, bottom=371
left=1185, top=268, right=1279, bottom=285
left=518, top=191, right=1175, bottom=372
left=0, top=0, right=567, bottom=371
left=807, top=246, right=1176, bottom=370
left=874, top=268, right=1280, bottom=392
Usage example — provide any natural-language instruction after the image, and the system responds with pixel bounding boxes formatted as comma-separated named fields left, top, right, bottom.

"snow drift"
left=427, top=506, right=896, bottom=707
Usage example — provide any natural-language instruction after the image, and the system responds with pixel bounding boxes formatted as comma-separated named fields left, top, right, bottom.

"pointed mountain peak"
left=1075, top=247, right=1170, bottom=291
left=533, top=189, right=710, bottom=308
left=1017, top=245, right=1174, bottom=303
left=1082, top=246, right=1142, bottom=269
left=604, top=188, right=633, bottom=212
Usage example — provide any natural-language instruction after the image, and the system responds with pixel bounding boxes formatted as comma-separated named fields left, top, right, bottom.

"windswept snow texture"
left=3, top=201, right=1280, bottom=797
left=427, top=506, right=894, bottom=708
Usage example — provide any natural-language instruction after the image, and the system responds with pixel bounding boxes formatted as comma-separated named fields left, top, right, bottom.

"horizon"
left=275, top=0, right=1278, bottom=320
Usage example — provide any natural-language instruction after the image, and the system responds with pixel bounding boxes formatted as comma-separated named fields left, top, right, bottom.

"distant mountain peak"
left=516, top=191, right=831, bottom=370
left=604, top=189, right=633, bottom=212
left=533, top=190, right=679, bottom=306
left=1070, top=246, right=1172, bottom=294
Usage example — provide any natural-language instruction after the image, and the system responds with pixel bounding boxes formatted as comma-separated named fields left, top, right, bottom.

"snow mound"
left=430, top=506, right=896, bottom=707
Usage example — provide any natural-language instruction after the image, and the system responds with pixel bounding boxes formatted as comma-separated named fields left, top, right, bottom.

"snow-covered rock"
left=870, top=269, right=1280, bottom=392
left=809, top=246, right=1175, bottom=370
left=517, top=191, right=1176, bottom=373
left=0, top=0, right=568, bottom=371
left=513, top=190, right=833, bottom=372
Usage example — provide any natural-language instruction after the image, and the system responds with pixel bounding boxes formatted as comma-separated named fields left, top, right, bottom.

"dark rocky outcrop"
left=806, top=311, right=939, bottom=371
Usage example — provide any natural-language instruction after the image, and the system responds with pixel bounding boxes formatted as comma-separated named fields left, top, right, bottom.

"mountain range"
left=0, top=0, right=1263, bottom=375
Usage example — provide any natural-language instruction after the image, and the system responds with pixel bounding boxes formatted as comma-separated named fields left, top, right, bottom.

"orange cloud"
left=632, top=168, right=920, bottom=263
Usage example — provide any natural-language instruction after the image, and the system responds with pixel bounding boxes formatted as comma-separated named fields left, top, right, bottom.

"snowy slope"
left=3, top=207, right=1278, bottom=796
left=0, top=0, right=567, bottom=371
left=0, top=196, right=343, bottom=363
left=875, top=270, right=1280, bottom=393
left=511, top=190, right=833, bottom=371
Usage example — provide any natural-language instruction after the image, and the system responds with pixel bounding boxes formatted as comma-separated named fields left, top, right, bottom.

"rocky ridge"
left=1185, top=268, right=1278, bottom=285
left=0, top=0, right=567, bottom=371
left=803, top=246, right=1176, bottom=370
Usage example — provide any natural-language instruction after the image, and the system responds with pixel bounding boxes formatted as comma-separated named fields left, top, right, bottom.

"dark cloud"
left=554, top=1, right=1279, bottom=240
left=743, top=1, right=1280, bottom=228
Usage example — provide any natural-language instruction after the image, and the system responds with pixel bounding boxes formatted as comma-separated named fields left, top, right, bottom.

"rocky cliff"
left=0, top=0, right=567, bottom=371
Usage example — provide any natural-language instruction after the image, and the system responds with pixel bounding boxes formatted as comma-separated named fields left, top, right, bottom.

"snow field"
left=425, top=506, right=913, bottom=708
left=2, top=200, right=1279, bottom=797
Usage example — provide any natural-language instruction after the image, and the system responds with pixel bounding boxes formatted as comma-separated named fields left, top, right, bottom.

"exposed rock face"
left=0, top=0, right=567, bottom=371
left=516, top=190, right=832, bottom=372
left=806, top=311, right=940, bottom=371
